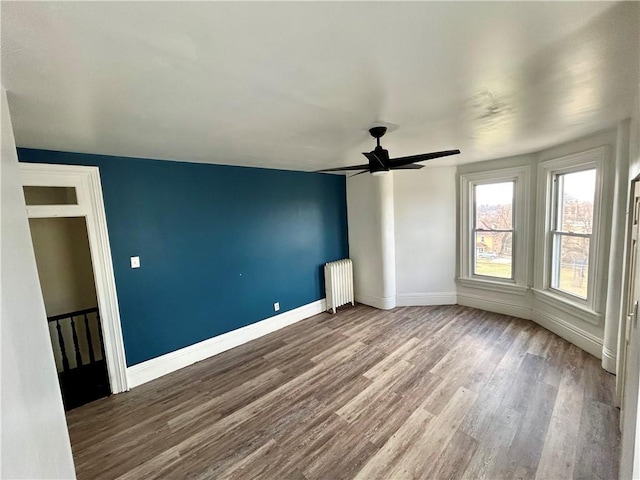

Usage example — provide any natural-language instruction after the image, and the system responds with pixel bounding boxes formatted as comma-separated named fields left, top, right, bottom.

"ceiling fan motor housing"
left=370, top=146, right=390, bottom=173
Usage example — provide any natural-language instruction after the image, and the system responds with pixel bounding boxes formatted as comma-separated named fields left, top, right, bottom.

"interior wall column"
left=603, top=119, right=630, bottom=373
left=346, top=172, right=396, bottom=310
left=378, top=172, right=397, bottom=308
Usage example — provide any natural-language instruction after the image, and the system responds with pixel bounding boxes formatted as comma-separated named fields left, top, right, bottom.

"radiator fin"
left=324, top=258, right=354, bottom=314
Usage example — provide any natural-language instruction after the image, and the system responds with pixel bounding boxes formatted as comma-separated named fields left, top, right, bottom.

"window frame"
left=534, top=147, right=608, bottom=316
left=459, top=166, right=530, bottom=293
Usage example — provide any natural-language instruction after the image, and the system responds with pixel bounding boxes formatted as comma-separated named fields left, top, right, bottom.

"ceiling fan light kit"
left=315, top=127, right=461, bottom=176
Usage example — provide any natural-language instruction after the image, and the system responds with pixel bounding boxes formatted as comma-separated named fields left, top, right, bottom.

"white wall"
left=0, top=89, right=76, bottom=478
left=394, top=166, right=457, bottom=305
left=347, top=167, right=458, bottom=308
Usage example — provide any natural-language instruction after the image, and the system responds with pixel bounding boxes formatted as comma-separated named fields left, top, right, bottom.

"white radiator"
left=324, top=258, right=355, bottom=314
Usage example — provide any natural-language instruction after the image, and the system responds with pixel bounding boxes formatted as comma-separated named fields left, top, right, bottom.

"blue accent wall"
left=18, top=149, right=348, bottom=366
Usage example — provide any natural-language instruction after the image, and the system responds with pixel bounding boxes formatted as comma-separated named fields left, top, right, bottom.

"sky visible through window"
left=561, top=169, right=595, bottom=202
left=475, top=182, right=513, bottom=208
left=475, top=170, right=595, bottom=206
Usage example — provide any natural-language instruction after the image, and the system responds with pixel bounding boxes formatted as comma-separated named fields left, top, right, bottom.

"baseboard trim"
left=531, top=288, right=602, bottom=326
left=127, top=299, right=327, bottom=388
left=532, top=310, right=603, bottom=359
left=355, top=293, right=396, bottom=310
left=396, top=292, right=457, bottom=306
left=457, top=292, right=532, bottom=320
left=601, top=345, right=617, bottom=373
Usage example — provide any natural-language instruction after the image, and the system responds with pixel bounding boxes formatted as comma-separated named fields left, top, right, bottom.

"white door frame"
left=618, top=175, right=640, bottom=479
left=20, top=163, right=129, bottom=393
left=619, top=176, right=640, bottom=406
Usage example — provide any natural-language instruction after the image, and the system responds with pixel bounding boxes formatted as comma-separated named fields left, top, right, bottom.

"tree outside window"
left=473, top=181, right=514, bottom=279
left=550, top=169, right=595, bottom=299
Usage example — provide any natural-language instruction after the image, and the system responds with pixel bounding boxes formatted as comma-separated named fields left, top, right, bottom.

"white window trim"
left=459, top=166, right=530, bottom=292
left=534, top=146, right=609, bottom=319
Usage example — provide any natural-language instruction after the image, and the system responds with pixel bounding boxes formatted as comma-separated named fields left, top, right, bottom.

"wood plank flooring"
left=66, top=305, right=620, bottom=479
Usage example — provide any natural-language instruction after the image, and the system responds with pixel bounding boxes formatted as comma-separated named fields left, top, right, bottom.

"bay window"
left=459, top=146, right=609, bottom=325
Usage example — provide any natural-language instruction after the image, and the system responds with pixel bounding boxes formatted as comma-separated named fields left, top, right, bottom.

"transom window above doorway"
left=23, top=186, right=77, bottom=205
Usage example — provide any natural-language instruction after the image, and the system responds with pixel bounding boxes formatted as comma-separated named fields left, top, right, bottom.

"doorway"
left=29, top=216, right=111, bottom=409
left=20, top=163, right=129, bottom=398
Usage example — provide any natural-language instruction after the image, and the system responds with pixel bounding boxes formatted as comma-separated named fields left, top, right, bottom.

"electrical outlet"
left=130, top=256, right=140, bottom=268
left=274, top=302, right=280, bottom=312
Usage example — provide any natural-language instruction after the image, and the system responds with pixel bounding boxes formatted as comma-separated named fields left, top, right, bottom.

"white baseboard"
left=355, top=293, right=396, bottom=310
left=601, top=345, right=617, bottom=373
left=457, top=292, right=532, bottom=320
left=396, top=292, right=457, bottom=307
left=532, top=310, right=603, bottom=359
left=127, top=299, right=327, bottom=388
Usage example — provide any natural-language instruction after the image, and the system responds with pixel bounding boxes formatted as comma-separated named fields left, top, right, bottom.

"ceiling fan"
left=316, top=127, right=460, bottom=176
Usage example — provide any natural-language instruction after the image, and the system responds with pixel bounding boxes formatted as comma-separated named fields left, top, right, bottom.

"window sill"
left=457, top=277, right=529, bottom=296
left=531, top=288, right=602, bottom=326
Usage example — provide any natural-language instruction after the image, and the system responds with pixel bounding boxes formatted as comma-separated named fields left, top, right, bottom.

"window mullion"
left=550, top=230, right=592, bottom=239
left=474, top=229, right=514, bottom=234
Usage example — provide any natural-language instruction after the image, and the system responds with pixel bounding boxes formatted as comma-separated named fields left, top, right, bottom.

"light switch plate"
left=130, top=256, right=140, bottom=268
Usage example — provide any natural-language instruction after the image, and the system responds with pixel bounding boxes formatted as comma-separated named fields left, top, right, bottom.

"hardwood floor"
left=66, top=305, right=620, bottom=479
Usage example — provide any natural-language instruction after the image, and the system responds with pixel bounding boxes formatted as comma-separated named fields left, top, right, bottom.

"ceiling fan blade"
left=391, top=164, right=424, bottom=170
left=315, top=163, right=370, bottom=173
left=362, top=151, right=386, bottom=170
left=390, top=149, right=461, bottom=168
left=350, top=170, right=369, bottom=177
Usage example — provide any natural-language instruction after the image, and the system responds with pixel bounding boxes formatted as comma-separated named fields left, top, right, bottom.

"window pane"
left=556, top=169, right=595, bottom=234
left=475, top=182, right=513, bottom=230
left=552, top=234, right=589, bottom=299
left=23, top=186, right=77, bottom=205
left=474, top=232, right=512, bottom=279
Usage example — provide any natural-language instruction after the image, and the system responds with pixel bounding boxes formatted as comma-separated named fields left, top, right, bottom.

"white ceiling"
left=2, top=2, right=638, bottom=171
